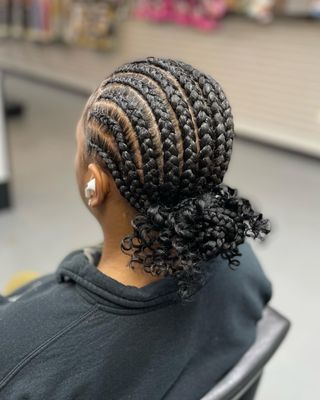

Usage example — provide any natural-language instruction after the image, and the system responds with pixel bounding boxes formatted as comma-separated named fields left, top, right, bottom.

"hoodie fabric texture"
left=0, top=242, right=272, bottom=400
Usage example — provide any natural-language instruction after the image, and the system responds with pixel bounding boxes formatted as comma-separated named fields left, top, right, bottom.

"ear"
left=87, top=163, right=110, bottom=208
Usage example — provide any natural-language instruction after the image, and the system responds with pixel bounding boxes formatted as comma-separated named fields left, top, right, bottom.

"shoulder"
left=0, top=267, right=95, bottom=395
left=202, top=241, right=273, bottom=320
left=237, top=242, right=273, bottom=305
left=2, top=273, right=56, bottom=302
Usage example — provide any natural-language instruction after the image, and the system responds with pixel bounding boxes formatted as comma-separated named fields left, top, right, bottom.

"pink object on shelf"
left=134, top=0, right=227, bottom=31
left=203, top=0, right=227, bottom=18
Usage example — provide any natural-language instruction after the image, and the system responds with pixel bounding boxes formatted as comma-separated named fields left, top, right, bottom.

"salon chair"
left=201, top=306, right=290, bottom=400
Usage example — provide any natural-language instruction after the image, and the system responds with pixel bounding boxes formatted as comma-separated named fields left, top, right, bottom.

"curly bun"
left=121, top=185, right=270, bottom=299
left=83, top=56, right=271, bottom=300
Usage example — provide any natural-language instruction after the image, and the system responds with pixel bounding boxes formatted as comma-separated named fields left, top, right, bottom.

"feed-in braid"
left=145, top=57, right=233, bottom=189
left=174, top=59, right=234, bottom=181
left=114, top=61, right=200, bottom=197
left=88, top=107, right=147, bottom=211
left=82, top=57, right=271, bottom=301
left=97, top=87, right=161, bottom=205
left=103, top=74, right=182, bottom=203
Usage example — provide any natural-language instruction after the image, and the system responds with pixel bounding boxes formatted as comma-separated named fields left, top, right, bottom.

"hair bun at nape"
left=121, top=184, right=271, bottom=301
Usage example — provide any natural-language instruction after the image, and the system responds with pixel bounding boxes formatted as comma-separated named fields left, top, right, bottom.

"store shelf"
left=1, top=16, right=319, bottom=157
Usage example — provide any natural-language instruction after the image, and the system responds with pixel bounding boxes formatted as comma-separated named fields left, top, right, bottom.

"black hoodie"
left=0, top=242, right=272, bottom=400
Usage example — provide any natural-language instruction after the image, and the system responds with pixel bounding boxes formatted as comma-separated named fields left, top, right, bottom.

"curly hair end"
left=120, top=184, right=270, bottom=300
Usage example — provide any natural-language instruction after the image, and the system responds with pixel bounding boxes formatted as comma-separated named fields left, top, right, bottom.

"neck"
left=97, top=235, right=164, bottom=288
left=95, top=189, right=165, bottom=288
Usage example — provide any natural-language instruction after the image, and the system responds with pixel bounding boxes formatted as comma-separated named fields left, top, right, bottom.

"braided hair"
left=82, top=57, right=270, bottom=301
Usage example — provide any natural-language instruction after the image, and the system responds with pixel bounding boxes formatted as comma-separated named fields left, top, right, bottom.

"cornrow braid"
left=82, top=57, right=271, bottom=301
left=88, top=107, right=147, bottom=211
left=114, top=61, right=200, bottom=198
left=145, top=57, right=233, bottom=188
left=145, top=57, right=222, bottom=190
left=97, top=87, right=161, bottom=205
left=103, top=73, right=181, bottom=203
left=174, top=59, right=235, bottom=180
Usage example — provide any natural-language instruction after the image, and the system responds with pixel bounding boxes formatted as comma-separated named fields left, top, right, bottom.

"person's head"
left=75, top=57, right=270, bottom=299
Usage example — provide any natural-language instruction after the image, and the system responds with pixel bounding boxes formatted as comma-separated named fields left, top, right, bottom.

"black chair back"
left=201, top=306, right=291, bottom=400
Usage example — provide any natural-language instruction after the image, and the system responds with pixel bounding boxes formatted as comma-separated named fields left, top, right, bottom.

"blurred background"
left=0, top=1, right=319, bottom=399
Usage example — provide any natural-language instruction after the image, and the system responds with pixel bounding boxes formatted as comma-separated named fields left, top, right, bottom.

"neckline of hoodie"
left=56, top=247, right=183, bottom=309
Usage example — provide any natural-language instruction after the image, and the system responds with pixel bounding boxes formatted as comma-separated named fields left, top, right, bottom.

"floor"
left=1, top=76, right=319, bottom=399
